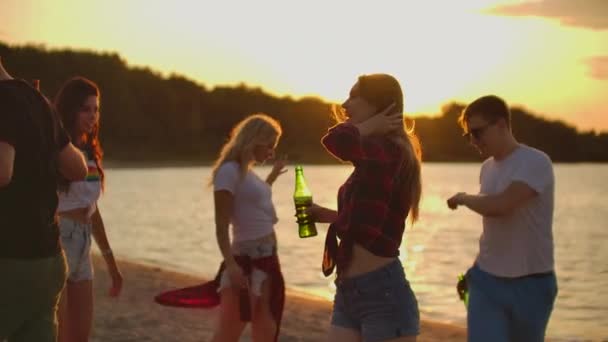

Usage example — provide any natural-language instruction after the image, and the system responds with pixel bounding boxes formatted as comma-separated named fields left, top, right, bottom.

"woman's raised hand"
left=357, top=103, right=403, bottom=136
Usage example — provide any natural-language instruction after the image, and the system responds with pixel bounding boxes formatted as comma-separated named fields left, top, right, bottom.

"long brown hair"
left=55, top=77, right=105, bottom=190
left=339, top=73, right=422, bottom=223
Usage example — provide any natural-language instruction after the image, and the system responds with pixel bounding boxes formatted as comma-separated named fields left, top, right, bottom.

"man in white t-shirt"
left=447, top=95, right=557, bottom=342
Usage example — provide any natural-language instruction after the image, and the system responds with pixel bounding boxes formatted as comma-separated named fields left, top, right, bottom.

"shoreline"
left=102, top=160, right=608, bottom=170
left=91, top=254, right=467, bottom=341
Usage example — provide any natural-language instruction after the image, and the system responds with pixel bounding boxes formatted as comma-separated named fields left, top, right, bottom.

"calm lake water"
left=98, top=163, right=608, bottom=341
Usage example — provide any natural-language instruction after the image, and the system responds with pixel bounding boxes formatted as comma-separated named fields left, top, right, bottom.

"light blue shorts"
left=331, top=259, right=420, bottom=341
left=467, top=264, right=558, bottom=342
left=59, top=217, right=93, bottom=282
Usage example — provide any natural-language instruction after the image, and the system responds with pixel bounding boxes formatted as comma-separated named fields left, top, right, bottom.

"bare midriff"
left=58, top=207, right=90, bottom=224
left=341, top=243, right=396, bottom=279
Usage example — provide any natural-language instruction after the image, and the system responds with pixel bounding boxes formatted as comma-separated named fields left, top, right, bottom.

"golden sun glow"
left=3, top=0, right=608, bottom=130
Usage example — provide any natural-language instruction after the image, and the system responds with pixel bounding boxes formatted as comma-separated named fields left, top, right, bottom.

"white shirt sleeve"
left=512, top=152, right=554, bottom=195
left=479, top=158, right=491, bottom=186
left=213, top=162, right=240, bottom=194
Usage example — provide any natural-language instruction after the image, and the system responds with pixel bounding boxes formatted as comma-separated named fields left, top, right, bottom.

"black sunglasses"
left=463, top=121, right=497, bottom=140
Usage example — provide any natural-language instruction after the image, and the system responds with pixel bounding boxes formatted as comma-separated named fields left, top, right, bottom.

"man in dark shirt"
left=0, top=57, right=87, bottom=342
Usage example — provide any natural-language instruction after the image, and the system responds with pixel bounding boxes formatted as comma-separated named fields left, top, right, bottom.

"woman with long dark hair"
left=55, top=76, right=122, bottom=342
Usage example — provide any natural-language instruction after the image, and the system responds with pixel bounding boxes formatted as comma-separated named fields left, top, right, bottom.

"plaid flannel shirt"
left=321, top=123, right=410, bottom=277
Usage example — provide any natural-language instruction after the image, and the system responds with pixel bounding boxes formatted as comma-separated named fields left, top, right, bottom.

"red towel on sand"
left=154, top=263, right=224, bottom=308
left=154, top=255, right=284, bottom=341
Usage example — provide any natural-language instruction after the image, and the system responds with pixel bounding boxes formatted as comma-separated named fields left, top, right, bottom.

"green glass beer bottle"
left=457, top=273, right=469, bottom=308
left=294, top=165, right=317, bottom=238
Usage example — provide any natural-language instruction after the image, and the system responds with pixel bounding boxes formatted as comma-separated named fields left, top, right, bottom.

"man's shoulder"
left=480, top=157, right=494, bottom=172
left=517, top=145, right=553, bottom=166
left=0, top=79, right=47, bottom=122
left=0, top=79, right=33, bottom=101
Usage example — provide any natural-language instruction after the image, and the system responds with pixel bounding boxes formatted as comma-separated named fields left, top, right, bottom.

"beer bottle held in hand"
left=294, top=165, right=317, bottom=238
left=457, top=273, right=469, bottom=308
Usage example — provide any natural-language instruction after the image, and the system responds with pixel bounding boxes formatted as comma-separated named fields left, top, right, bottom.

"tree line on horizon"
left=2, top=41, right=607, bottom=163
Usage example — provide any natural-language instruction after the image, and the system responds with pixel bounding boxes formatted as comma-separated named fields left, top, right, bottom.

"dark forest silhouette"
left=2, top=41, right=606, bottom=163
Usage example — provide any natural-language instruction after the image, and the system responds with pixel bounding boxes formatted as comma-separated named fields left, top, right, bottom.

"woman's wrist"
left=322, top=208, right=338, bottom=222
left=267, top=172, right=278, bottom=183
left=101, top=248, right=113, bottom=257
left=225, top=258, right=239, bottom=269
left=353, top=121, right=373, bottom=137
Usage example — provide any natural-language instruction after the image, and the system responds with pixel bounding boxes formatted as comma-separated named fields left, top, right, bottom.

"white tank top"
left=57, top=155, right=102, bottom=217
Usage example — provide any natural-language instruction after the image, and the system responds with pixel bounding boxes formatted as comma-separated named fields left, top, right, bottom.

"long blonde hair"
left=337, top=74, right=422, bottom=223
left=210, top=113, right=282, bottom=183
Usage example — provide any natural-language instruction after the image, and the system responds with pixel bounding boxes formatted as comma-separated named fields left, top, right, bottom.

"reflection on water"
left=99, top=163, right=608, bottom=340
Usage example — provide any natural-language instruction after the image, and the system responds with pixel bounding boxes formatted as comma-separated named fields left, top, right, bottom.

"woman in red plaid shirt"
left=308, top=74, right=422, bottom=342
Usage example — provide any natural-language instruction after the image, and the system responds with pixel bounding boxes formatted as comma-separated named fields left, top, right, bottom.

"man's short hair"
left=458, top=95, right=511, bottom=129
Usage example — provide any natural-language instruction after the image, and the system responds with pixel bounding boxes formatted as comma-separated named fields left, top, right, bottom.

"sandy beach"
left=90, top=255, right=466, bottom=341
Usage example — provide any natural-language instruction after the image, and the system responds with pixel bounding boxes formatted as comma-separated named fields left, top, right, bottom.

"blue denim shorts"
left=59, top=217, right=93, bottom=282
left=331, top=259, right=420, bottom=341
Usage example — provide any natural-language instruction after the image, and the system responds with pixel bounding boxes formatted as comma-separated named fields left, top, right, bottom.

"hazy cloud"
left=586, top=56, right=608, bottom=80
left=488, top=0, right=608, bottom=30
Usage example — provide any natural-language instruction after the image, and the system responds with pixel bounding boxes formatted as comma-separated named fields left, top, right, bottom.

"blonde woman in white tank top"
left=210, top=114, right=288, bottom=342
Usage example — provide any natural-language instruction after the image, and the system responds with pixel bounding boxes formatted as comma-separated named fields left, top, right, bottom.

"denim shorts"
left=467, top=264, right=558, bottom=342
left=59, top=217, right=93, bottom=282
left=331, top=259, right=420, bottom=341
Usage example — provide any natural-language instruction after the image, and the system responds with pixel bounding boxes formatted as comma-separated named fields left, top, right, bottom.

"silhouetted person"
left=0, top=57, right=87, bottom=341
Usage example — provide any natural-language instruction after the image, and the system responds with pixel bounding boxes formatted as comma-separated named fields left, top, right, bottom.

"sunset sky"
left=3, top=0, right=607, bottom=131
